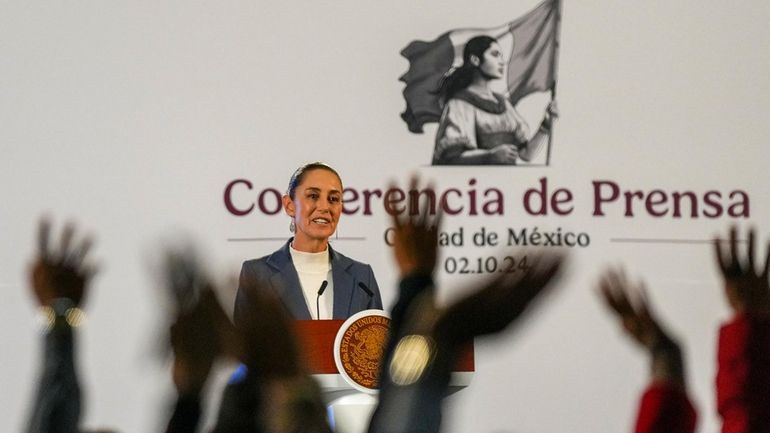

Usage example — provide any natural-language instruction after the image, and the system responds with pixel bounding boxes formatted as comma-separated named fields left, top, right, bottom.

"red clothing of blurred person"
left=634, top=314, right=770, bottom=433
left=634, top=383, right=696, bottom=433
left=717, top=314, right=770, bottom=433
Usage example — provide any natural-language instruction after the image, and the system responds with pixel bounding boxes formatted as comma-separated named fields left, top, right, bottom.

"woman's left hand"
left=542, top=100, right=559, bottom=129
left=546, top=100, right=559, bottom=118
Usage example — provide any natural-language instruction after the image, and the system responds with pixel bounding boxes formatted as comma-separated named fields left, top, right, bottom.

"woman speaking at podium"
left=233, top=162, right=382, bottom=323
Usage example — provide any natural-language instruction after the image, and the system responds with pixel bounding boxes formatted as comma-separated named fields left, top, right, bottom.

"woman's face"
left=479, top=42, right=505, bottom=79
left=283, top=169, right=342, bottom=251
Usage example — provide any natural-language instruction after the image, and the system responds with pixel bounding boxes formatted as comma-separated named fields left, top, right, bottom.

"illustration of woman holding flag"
left=432, top=35, right=557, bottom=165
left=399, top=0, right=562, bottom=165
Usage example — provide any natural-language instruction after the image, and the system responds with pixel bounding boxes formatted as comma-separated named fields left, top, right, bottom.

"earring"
left=289, top=220, right=296, bottom=233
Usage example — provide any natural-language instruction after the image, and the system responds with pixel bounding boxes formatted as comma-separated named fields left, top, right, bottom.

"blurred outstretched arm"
left=434, top=252, right=563, bottom=348
left=160, top=249, right=242, bottom=433
left=598, top=268, right=696, bottom=433
left=370, top=175, right=565, bottom=433
left=160, top=242, right=331, bottom=433
left=26, top=218, right=96, bottom=433
left=221, top=272, right=331, bottom=433
left=714, top=227, right=770, bottom=433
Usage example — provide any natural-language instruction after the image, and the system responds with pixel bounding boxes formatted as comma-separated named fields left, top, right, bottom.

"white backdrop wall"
left=1, top=1, right=768, bottom=432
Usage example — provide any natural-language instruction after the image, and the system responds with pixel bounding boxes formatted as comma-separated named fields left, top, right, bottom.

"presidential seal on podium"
left=333, top=309, right=391, bottom=393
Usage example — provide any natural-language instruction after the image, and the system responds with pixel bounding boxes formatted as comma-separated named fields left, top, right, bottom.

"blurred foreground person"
left=598, top=269, right=697, bottom=433
left=598, top=226, right=770, bottom=433
left=367, top=176, right=565, bottom=433
left=25, top=218, right=116, bottom=433
left=161, top=248, right=242, bottom=433
left=714, top=227, right=770, bottom=433
left=160, top=246, right=331, bottom=433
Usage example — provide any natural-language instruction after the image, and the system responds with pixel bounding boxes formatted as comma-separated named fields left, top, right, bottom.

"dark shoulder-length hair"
left=435, top=35, right=497, bottom=103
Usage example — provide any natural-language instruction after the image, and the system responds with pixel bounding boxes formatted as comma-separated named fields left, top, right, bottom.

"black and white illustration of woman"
left=432, top=35, right=557, bottom=165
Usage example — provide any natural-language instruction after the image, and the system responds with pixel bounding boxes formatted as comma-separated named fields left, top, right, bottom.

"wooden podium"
left=292, top=316, right=475, bottom=433
left=292, top=319, right=475, bottom=393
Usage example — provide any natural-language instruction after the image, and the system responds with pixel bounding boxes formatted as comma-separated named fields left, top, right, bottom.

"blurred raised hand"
left=714, top=226, right=770, bottom=318
left=26, top=217, right=101, bottom=433
left=161, top=248, right=242, bottom=395
left=598, top=268, right=684, bottom=387
left=234, top=272, right=302, bottom=379
left=222, top=272, right=329, bottom=433
left=372, top=174, right=566, bottom=433
left=389, top=175, right=441, bottom=277
left=29, top=217, right=96, bottom=307
left=713, top=226, right=770, bottom=433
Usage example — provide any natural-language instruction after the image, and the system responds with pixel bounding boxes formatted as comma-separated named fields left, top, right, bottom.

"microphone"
left=357, top=282, right=374, bottom=308
left=316, top=280, right=328, bottom=320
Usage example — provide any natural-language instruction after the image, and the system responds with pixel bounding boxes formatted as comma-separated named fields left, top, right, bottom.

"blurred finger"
left=608, top=269, right=635, bottom=316
left=68, top=235, right=94, bottom=268
left=82, top=263, right=99, bottom=282
left=599, top=272, right=624, bottom=316
left=729, top=225, right=741, bottom=273
left=388, top=181, right=402, bottom=228
left=605, top=269, right=624, bottom=301
left=747, top=228, right=756, bottom=275
left=522, top=256, right=561, bottom=302
left=408, top=175, right=420, bottom=225
left=714, top=235, right=729, bottom=275
left=483, top=267, right=519, bottom=300
left=613, top=289, right=634, bottom=318
left=38, top=217, right=52, bottom=260
left=494, top=269, right=538, bottom=312
left=539, top=253, right=564, bottom=280
left=428, top=203, right=444, bottom=242
left=636, top=280, right=650, bottom=308
left=617, top=267, right=630, bottom=289
left=407, top=173, right=418, bottom=193
left=417, top=180, right=436, bottom=228
left=59, top=222, right=76, bottom=261
left=598, top=274, right=616, bottom=310
left=635, top=281, right=655, bottom=323
left=526, top=253, right=562, bottom=290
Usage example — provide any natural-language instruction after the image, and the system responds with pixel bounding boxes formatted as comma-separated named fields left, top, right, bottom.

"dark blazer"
left=234, top=239, right=383, bottom=323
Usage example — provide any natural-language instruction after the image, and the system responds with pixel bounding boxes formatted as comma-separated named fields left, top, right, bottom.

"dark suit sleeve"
left=233, top=262, right=257, bottom=329
left=366, top=265, right=384, bottom=310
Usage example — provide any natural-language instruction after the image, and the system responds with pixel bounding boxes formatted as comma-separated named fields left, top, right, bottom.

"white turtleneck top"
left=289, top=244, right=334, bottom=319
